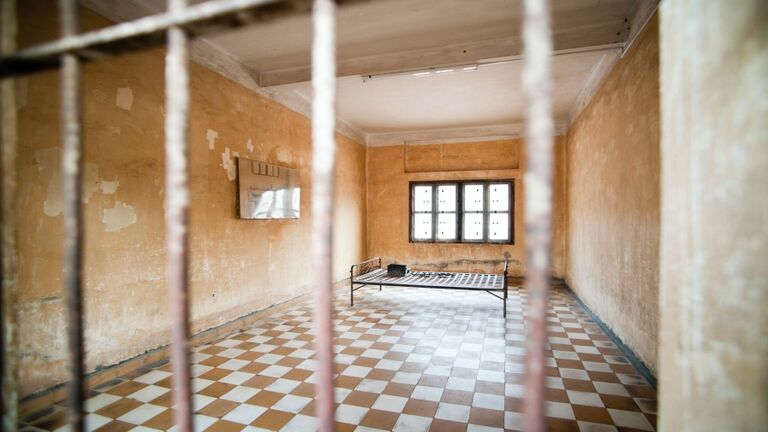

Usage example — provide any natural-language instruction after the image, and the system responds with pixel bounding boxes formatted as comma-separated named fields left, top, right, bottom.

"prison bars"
left=165, top=0, right=195, bottom=430
left=0, top=0, right=555, bottom=431
left=522, top=0, right=555, bottom=431
left=1, top=0, right=19, bottom=430
left=311, top=1, right=338, bottom=430
left=59, top=0, right=87, bottom=429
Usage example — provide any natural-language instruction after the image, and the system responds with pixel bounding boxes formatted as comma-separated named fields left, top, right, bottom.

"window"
left=409, top=180, right=514, bottom=244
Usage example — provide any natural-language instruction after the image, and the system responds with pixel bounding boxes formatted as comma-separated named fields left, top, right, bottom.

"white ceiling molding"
left=566, top=48, right=622, bottom=128
left=365, top=122, right=566, bottom=147
left=257, top=87, right=367, bottom=144
left=80, top=0, right=366, bottom=145
left=565, top=3, right=657, bottom=128
left=622, top=0, right=659, bottom=58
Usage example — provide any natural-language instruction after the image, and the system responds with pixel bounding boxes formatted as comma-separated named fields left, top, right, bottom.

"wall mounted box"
left=236, top=157, right=300, bottom=219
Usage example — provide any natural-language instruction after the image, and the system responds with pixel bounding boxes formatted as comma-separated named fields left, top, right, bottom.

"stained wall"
left=16, top=4, right=366, bottom=396
left=658, top=1, right=768, bottom=429
left=366, top=138, right=567, bottom=277
left=565, top=16, right=660, bottom=371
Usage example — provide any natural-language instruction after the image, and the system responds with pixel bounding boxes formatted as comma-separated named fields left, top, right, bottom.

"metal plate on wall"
left=237, top=157, right=300, bottom=219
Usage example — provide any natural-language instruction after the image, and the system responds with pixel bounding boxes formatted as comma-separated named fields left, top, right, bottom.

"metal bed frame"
left=350, top=258, right=510, bottom=317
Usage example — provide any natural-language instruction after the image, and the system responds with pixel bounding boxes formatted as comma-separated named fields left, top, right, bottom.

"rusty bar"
left=311, top=0, right=337, bottom=430
left=0, top=0, right=369, bottom=79
left=59, top=0, right=87, bottom=429
left=1, top=0, right=19, bottom=429
left=164, top=0, right=194, bottom=430
left=521, top=0, right=554, bottom=431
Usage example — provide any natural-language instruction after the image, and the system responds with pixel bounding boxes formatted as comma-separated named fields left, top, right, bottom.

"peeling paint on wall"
left=115, top=87, right=134, bottom=111
left=82, top=165, right=101, bottom=203
left=36, top=148, right=102, bottom=215
left=102, top=201, right=137, bottom=232
left=272, top=146, right=294, bottom=166
left=221, top=147, right=236, bottom=181
left=16, top=0, right=367, bottom=397
left=206, top=128, right=219, bottom=150
left=99, top=180, right=119, bottom=195
left=246, top=138, right=254, bottom=153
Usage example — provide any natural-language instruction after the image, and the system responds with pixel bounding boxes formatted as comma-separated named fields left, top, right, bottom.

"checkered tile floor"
left=21, top=283, right=656, bottom=431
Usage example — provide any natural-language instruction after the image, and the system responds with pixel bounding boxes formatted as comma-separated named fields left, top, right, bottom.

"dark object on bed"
left=387, top=264, right=409, bottom=277
left=350, top=258, right=510, bottom=317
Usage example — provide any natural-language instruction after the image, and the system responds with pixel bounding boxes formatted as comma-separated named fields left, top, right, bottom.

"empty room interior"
left=1, top=0, right=766, bottom=431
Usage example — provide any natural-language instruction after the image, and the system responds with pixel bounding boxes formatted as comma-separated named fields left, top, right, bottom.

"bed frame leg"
left=350, top=268, right=354, bottom=307
left=503, top=263, right=509, bottom=318
left=503, top=297, right=507, bottom=318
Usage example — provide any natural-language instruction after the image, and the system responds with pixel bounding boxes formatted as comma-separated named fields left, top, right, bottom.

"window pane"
left=437, top=184, right=457, bottom=212
left=463, top=184, right=484, bottom=211
left=437, top=213, right=456, bottom=240
left=413, top=185, right=433, bottom=212
left=489, top=183, right=510, bottom=211
left=489, top=212, right=510, bottom=240
left=463, top=213, right=484, bottom=240
left=413, top=213, right=433, bottom=240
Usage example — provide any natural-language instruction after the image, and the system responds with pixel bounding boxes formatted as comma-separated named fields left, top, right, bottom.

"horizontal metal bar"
left=0, top=0, right=268, bottom=77
left=0, top=0, right=368, bottom=79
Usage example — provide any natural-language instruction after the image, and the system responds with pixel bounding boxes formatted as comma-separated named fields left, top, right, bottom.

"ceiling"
left=85, top=0, right=656, bottom=144
left=272, top=49, right=615, bottom=134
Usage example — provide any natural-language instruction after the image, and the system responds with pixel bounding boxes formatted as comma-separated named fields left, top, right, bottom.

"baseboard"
left=19, top=279, right=352, bottom=416
left=561, top=281, right=658, bottom=389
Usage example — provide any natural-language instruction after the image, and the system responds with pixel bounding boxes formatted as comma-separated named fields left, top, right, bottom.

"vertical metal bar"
left=521, top=0, right=554, bottom=431
left=164, top=0, right=193, bottom=430
left=311, top=0, right=337, bottom=430
left=59, top=0, right=86, bottom=429
left=1, top=1, right=19, bottom=429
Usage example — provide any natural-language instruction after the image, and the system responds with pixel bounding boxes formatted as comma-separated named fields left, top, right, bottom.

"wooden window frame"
left=409, top=180, right=515, bottom=245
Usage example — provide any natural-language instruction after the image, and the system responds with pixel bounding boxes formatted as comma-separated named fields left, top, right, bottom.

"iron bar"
left=1, top=0, right=19, bottom=429
left=521, top=0, right=555, bottom=430
left=311, top=0, right=337, bottom=430
left=164, top=0, right=194, bottom=430
left=59, top=0, right=86, bottom=429
left=0, top=0, right=368, bottom=79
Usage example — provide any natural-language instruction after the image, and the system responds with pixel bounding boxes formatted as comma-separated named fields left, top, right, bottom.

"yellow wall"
left=16, top=5, right=366, bottom=396
left=565, top=16, right=660, bottom=371
left=658, top=1, right=768, bottom=429
left=366, top=138, right=567, bottom=277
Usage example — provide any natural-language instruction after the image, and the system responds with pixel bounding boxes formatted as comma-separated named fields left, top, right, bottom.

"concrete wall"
left=16, top=4, right=366, bottom=396
left=658, top=1, right=768, bottom=430
left=565, top=16, right=660, bottom=372
left=366, top=137, right=567, bottom=277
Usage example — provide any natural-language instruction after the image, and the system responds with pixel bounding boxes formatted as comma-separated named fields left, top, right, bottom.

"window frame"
left=408, top=179, right=515, bottom=245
